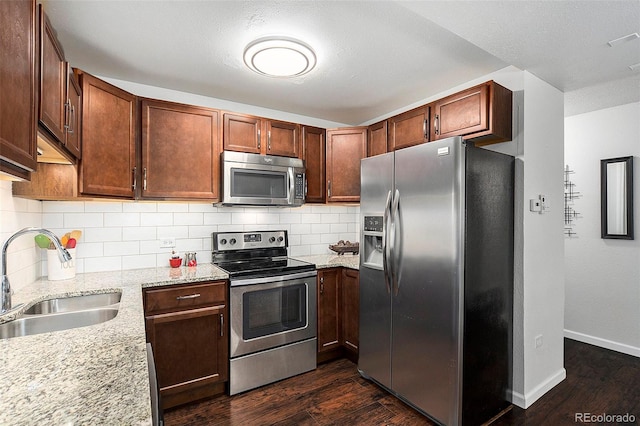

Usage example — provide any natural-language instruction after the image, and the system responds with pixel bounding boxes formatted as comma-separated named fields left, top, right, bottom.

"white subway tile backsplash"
left=123, top=202, right=157, bottom=213
left=204, top=212, right=232, bottom=225
left=84, top=228, right=123, bottom=243
left=43, top=201, right=85, bottom=213
left=157, top=203, right=189, bottom=213
left=42, top=213, right=64, bottom=228
left=84, top=202, right=123, bottom=213
left=291, top=223, right=311, bottom=235
left=104, top=241, right=139, bottom=256
left=64, top=213, right=104, bottom=228
left=140, top=212, right=173, bottom=226
left=21, top=199, right=359, bottom=273
left=104, top=212, right=141, bottom=227
left=173, top=212, right=204, bottom=226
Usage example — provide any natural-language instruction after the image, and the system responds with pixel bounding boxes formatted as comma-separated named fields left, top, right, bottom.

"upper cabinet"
left=223, top=112, right=300, bottom=158
left=326, top=127, right=367, bottom=203
left=302, top=126, right=326, bottom=203
left=367, top=120, right=387, bottom=157
left=387, top=105, right=431, bottom=151
left=78, top=70, right=137, bottom=198
left=431, top=81, right=512, bottom=145
left=141, top=99, right=221, bottom=200
left=0, top=0, right=37, bottom=179
left=38, top=6, right=81, bottom=160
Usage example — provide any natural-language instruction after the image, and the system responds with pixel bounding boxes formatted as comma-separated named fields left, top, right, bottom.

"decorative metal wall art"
left=564, top=165, right=581, bottom=238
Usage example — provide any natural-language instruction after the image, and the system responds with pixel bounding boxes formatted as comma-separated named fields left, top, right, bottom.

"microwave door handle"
left=288, top=167, right=295, bottom=204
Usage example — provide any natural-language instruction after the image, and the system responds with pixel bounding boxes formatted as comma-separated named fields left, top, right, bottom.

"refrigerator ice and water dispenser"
left=362, top=216, right=384, bottom=269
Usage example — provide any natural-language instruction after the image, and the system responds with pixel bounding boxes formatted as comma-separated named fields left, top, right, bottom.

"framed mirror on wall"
left=601, top=156, right=634, bottom=240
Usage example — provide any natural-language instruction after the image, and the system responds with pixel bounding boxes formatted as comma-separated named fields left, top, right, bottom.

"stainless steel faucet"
left=1, top=227, right=72, bottom=313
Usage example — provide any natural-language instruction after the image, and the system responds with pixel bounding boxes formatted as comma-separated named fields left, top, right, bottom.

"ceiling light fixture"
left=607, top=32, right=639, bottom=47
left=244, top=36, right=316, bottom=78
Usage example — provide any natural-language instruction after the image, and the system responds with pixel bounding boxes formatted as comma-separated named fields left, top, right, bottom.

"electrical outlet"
left=535, top=335, right=543, bottom=349
left=160, top=237, right=176, bottom=248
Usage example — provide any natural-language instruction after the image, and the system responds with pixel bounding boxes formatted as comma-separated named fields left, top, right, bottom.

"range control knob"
left=229, top=238, right=236, bottom=245
left=219, top=238, right=227, bottom=245
left=269, top=237, right=276, bottom=243
left=277, top=236, right=284, bottom=242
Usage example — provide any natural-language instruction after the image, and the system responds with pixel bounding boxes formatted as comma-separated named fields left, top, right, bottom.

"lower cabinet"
left=341, top=268, right=359, bottom=363
left=143, top=281, right=228, bottom=409
left=317, top=267, right=359, bottom=364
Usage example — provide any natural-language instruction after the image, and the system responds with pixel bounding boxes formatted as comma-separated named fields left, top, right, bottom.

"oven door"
left=230, top=271, right=317, bottom=358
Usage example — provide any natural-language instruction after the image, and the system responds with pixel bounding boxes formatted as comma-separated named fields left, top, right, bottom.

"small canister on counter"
left=185, top=252, right=197, bottom=267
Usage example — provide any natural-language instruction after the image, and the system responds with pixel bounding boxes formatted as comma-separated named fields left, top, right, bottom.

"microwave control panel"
left=294, top=172, right=305, bottom=199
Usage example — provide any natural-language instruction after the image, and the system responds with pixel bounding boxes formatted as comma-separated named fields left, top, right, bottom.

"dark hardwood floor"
left=164, top=339, right=640, bottom=425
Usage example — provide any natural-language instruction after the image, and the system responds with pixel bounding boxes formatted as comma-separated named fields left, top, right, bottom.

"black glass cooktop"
left=215, top=257, right=316, bottom=279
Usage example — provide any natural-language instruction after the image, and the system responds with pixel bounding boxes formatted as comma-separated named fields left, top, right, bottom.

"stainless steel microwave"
left=220, top=151, right=306, bottom=207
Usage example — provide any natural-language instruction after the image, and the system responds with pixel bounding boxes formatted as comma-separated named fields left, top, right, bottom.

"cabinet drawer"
left=144, top=281, right=226, bottom=314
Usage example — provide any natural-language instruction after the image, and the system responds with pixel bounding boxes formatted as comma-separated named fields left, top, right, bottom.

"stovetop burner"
left=211, top=230, right=315, bottom=279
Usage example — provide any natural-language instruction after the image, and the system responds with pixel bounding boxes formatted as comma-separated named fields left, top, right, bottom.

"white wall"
left=564, top=102, right=640, bottom=357
left=515, top=72, right=566, bottom=408
left=40, top=201, right=359, bottom=275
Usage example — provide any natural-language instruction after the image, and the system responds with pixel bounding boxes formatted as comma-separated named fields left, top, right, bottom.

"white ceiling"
left=42, top=0, right=640, bottom=126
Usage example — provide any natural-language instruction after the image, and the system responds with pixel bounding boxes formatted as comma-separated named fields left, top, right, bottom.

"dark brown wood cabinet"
left=77, top=70, right=137, bottom=198
left=341, top=268, right=359, bottom=362
left=223, top=112, right=300, bottom=158
left=38, top=7, right=81, bottom=160
left=143, top=281, right=228, bottom=409
left=367, top=120, right=388, bottom=157
left=0, top=0, right=37, bottom=179
left=317, top=267, right=359, bottom=364
left=387, top=105, right=430, bottom=151
left=141, top=99, right=221, bottom=200
left=326, top=127, right=367, bottom=203
left=317, top=268, right=341, bottom=361
left=302, top=126, right=326, bottom=203
left=432, top=80, right=512, bottom=145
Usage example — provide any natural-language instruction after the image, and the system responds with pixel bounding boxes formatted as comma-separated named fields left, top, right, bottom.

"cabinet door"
left=38, top=6, right=66, bottom=144
left=64, top=65, right=82, bottom=159
left=317, top=268, right=340, bottom=354
left=341, top=268, right=359, bottom=360
left=146, top=305, right=228, bottom=409
left=0, top=0, right=37, bottom=175
left=223, top=113, right=261, bottom=154
left=78, top=71, right=137, bottom=198
left=141, top=99, right=220, bottom=200
left=326, top=127, right=366, bottom=203
left=367, top=120, right=387, bottom=157
left=388, top=105, right=430, bottom=151
left=302, top=126, right=325, bottom=203
left=433, top=81, right=512, bottom=145
left=266, top=120, right=300, bottom=158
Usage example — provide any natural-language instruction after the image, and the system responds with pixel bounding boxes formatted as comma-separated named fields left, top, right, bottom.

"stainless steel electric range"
left=212, top=230, right=317, bottom=395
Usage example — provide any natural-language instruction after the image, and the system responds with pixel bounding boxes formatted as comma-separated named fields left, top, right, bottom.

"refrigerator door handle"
left=391, top=189, right=403, bottom=295
left=382, top=190, right=393, bottom=294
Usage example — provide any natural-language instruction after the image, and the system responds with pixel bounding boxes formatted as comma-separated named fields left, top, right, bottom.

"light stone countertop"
left=0, top=256, right=356, bottom=425
left=0, top=263, right=228, bottom=426
left=294, top=253, right=359, bottom=270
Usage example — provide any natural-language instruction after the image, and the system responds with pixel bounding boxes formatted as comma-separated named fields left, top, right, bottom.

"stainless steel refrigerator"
left=359, top=136, right=513, bottom=426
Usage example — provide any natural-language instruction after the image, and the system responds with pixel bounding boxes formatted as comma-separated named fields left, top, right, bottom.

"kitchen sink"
left=0, top=292, right=121, bottom=339
left=23, top=291, right=121, bottom=315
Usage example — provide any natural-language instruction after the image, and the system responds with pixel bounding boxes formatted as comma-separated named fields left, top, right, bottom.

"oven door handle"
left=230, top=270, right=317, bottom=287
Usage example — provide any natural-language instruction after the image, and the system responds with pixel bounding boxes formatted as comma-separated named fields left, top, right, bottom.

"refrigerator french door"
left=359, top=136, right=513, bottom=426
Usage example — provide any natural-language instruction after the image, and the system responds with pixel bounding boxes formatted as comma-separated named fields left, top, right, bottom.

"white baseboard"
left=564, top=329, right=640, bottom=358
left=508, top=368, right=566, bottom=409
